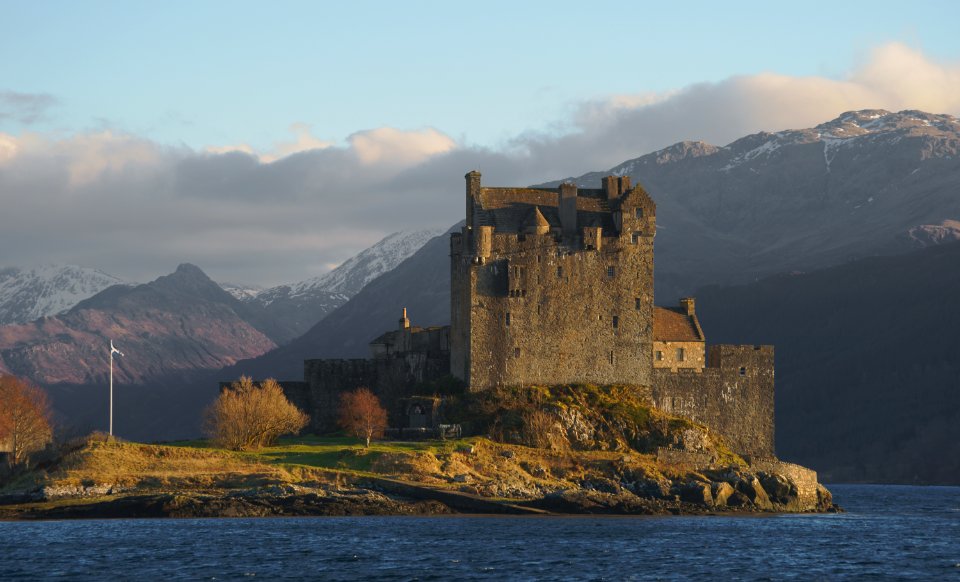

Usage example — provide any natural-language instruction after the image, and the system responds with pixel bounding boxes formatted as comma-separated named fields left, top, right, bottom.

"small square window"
left=655, top=350, right=663, bottom=361
left=739, top=367, right=747, bottom=376
left=631, top=232, right=640, bottom=244
left=635, top=298, right=641, bottom=310
left=607, top=266, right=615, bottom=277
left=676, top=347, right=685, bottom=361
left=612, top=316, right=619, bottom=329
left=515, top=347, right=521, bottom=358
left=635, top=208, right=644, bottom=218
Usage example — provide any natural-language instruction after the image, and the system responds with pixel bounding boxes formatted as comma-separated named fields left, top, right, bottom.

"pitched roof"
left=653, top=306, right=704, bottom=342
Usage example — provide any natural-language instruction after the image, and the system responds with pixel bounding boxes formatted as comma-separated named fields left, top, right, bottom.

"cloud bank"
left=1, top=43, right=958, bottom=286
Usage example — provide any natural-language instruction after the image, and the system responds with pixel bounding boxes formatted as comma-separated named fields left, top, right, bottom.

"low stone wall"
left=287, top=354, right=450, bottom=433
left=656, top=447, right=715, bottom=467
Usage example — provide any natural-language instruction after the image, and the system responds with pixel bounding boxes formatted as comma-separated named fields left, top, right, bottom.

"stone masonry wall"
left=289, top=355, right=450, bottom=433
left=652, top=344, right=775, bottom=457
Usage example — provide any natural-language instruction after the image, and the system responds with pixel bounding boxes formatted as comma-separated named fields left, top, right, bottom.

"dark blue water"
left=1, top=485, right=958, bottom=580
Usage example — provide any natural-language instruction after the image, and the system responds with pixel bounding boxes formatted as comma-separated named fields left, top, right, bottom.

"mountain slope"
left=242, top=229, right=444, bottom=343
left=0, top=265, right=130, bottom=325
left=556, top=109, right=960, bottom=300
left=694, top=240, right=960, bottom=484
left=0, top=264, right=276, bottom=386
left=225, top=225, right=456, bottom=381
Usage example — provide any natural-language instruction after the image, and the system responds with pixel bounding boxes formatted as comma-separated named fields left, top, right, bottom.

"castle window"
left=635, top=208, right=644, bottom=218
left=739, top=367, right=747, bottom=376
left=607, top=266, right=616, bottom=278
left=505, top=312, right=511, bottom=326
left=631, top=232, right=641, bottom=244
left=609, top=351, right=615, bottom=365
left=515, top=347, right=521, bottom=358
left=655, top=350, right=663, bottom=361
left=612, top=316, right=619, bottom=329
left=635, top=297, right=641, bottom=310
left=557, top=266, right=563, bottom=278
left=676, top=347, right=686, bottom=362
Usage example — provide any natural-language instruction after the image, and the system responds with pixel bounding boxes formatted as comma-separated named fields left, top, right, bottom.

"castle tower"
left=450, top=172, right=657, bottom=390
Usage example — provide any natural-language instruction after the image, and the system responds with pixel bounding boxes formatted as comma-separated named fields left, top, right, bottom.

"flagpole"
left=109, top=344, right=114, bottom=437
left=109, top=340, right=123, bottom=439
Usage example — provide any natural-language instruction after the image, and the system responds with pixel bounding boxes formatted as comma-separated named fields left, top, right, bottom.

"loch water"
left=1, top=484, right=958, bottom=580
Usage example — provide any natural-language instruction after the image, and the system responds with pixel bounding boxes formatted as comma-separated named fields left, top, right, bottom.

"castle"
left=278, top=172, right=775, bottom=458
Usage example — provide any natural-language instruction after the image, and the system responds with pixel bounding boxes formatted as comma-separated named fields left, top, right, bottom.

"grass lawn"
left=166, top=435, right=480, bottom=474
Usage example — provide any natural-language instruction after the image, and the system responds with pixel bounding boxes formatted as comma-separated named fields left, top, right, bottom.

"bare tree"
left=204, top=376, right=309, bottom=451
left=338, top=387, right=388, bottom=447
left=0, top=375, right=53, bottom=466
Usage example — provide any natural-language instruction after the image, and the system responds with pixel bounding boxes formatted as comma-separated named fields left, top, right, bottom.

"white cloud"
left=0, top=42, right=957, bottom=286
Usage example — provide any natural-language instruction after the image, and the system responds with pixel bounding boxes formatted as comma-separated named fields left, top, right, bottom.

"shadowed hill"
left=695, top=240, right=960, bottom=484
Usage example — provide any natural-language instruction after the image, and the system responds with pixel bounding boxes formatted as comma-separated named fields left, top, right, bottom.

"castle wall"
left=652, top=344, right=774, bottom=457
left=290, top=355, right=450, bottom=433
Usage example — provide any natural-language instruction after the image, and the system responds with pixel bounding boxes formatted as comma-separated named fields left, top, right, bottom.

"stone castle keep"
left=278, top=172, right=776, bottom=458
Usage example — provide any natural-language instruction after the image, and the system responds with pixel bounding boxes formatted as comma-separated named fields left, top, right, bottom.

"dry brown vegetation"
left=204, top=377, right=308, bottom=451
left=337, top=387, right=388, bottom=447
left=0, top=374, right=53, bottom=466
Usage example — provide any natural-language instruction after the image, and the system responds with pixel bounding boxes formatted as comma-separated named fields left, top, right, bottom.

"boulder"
left=712, top=482, right=736, bottom=506
left=759, top=472, right=798, bottom=505
left=679, top=481, right=714, bottom=506
left=736, top=477, right=773, bottom=510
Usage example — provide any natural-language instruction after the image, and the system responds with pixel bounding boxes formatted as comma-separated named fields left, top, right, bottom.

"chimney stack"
left=680, top=297, right=695, bottom=316
left=399, top=307, right=411, bottom=330
left=559, top=182, right=578, bottom=236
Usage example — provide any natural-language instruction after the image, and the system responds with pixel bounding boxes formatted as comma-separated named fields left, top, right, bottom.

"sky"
left=2, top=0, right=960, bottom=286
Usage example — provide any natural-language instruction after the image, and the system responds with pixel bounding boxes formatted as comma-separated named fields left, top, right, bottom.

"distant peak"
left=175, top=263, right=205, bottom=275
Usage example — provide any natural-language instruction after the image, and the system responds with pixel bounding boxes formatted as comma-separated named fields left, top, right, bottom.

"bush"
left=204, top=377, right=309, bottom=451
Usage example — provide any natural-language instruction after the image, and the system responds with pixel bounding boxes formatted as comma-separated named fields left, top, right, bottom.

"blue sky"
left=3, top=1, right=956, bottom=151
left=1, top=1, right=959, bottom=285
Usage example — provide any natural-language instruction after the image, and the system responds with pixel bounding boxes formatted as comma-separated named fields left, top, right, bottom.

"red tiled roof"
left=653, top=307, right=703, bottom=342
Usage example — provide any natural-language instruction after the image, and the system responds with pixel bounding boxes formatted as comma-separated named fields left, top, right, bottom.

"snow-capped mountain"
left=218, top=282, right=265, bottom=301
left=551, top=109, right=960, bottom=299
left=0, top=265, right=131, bottom=325
left=237, top=228, right=444, bottom=343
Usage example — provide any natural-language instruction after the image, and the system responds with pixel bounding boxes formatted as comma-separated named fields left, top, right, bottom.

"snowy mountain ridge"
left=0, top=264, right=131, bottom=325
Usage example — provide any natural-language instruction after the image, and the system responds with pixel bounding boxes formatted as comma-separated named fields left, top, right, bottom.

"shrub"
left=204, top=377, right=308, bottom=451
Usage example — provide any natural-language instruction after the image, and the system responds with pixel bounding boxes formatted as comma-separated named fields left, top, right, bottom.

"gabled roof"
left=653, top=307, right=704, bottom=342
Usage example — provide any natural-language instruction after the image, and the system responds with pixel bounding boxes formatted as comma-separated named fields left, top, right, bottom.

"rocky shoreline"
left=0, top=466, right=841, bottom=521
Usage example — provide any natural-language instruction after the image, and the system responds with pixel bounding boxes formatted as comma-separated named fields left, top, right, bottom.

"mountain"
left=224, top=225, right=457, bottom=380
left=231, top=110, right=960, bottom=370
left=694, top=240, right=960, bottom=484
left=0, top=265, right=130, bottom=325
left=241, top=229, right=444, bottom=343
left=0, top=263, right=276, bottom=386
left=218, top=282, right=264, bottom=301
left=551, top=109, right=960, bottom=300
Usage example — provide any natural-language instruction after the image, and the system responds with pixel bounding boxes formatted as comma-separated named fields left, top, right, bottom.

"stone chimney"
left=465, top=171, right=481, bottom=228
left=602, top=175, right=633, bottom=199
left=559, top=182, right=578, bottom=236
left=399, top=307, right=411, bottom=330
left=680, top=297, right=695, bottom=316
